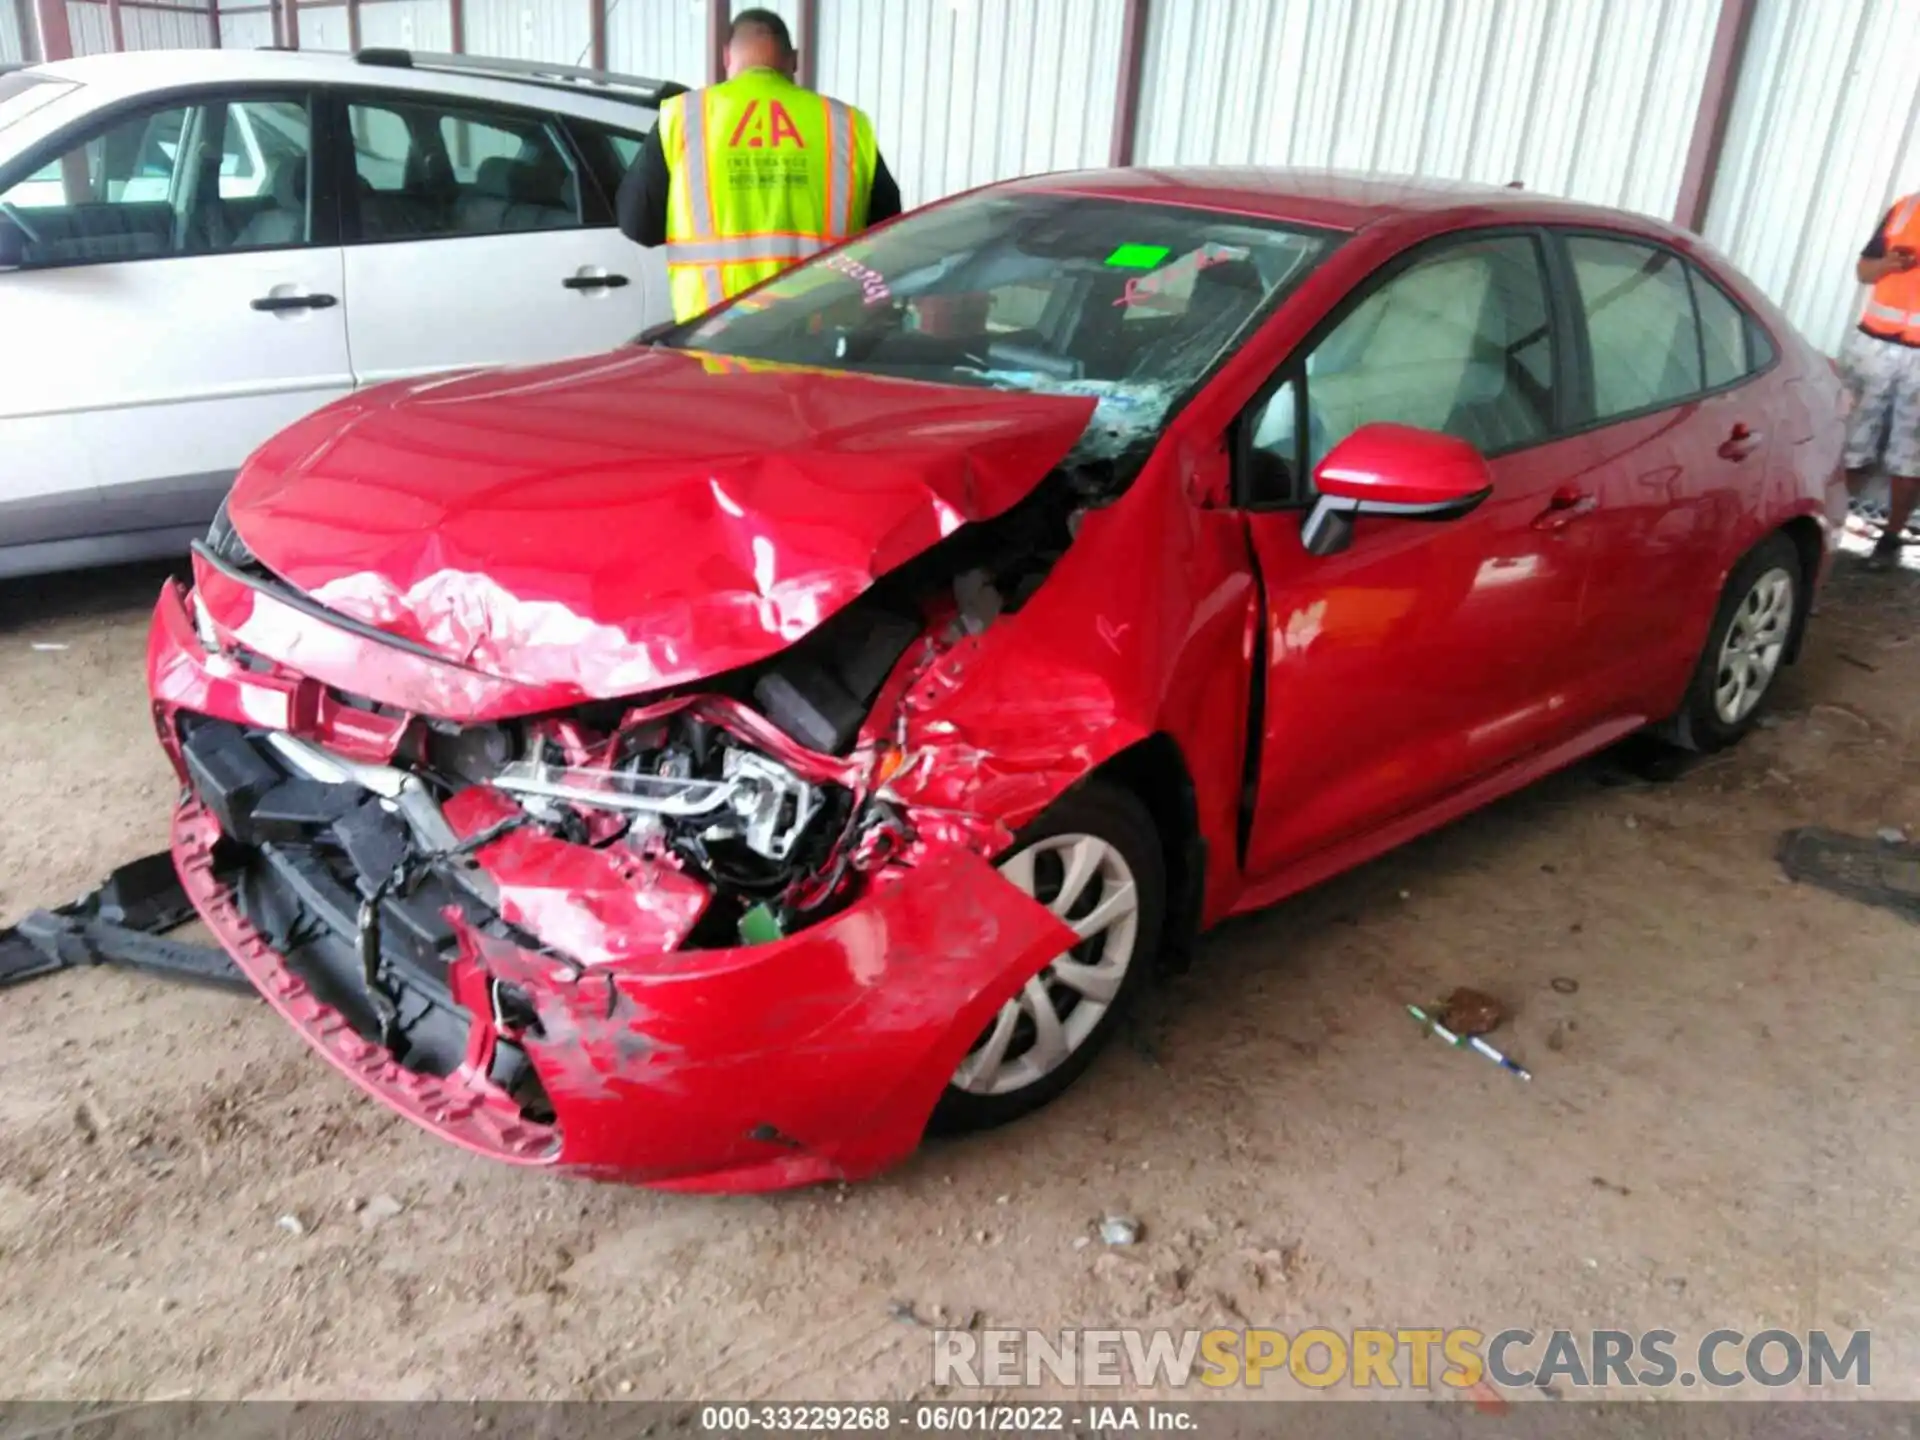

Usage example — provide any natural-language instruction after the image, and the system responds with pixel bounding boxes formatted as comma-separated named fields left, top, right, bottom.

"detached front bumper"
left=150, top=579, right=1074, bottom=1191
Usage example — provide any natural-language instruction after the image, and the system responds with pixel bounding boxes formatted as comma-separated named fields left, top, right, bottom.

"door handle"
left=1532, top=485, right=1596, bottom=532
left=564, top=273, right=630, bottom=290
left=1718, top=423, right=1763, bottom=461
left=251, top=292, right=337, bottom=312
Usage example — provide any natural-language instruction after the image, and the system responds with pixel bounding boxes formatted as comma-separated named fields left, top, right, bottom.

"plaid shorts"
left=1840, top=328, right=1920, bottom=476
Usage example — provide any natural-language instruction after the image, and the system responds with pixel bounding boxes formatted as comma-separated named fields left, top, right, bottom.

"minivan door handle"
left=564, top=272, right=629, bottom=291
left=251, top=292, right=337, bottom=313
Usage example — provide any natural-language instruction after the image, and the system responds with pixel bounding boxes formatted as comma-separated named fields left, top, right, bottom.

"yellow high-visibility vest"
left=659, top=69, right=879, bottom=322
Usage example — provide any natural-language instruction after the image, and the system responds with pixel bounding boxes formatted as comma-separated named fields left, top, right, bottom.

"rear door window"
left=344, top=95, right=585, bottom=242
left=564, top=115, right=648, bottom=214
left=1566, top=235, right=1704, bottom=419
left=349, top=103, right=413, bottom=193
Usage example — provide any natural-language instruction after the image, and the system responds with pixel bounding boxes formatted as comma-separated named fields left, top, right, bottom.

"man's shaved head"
left=726, top=8, right=797, bottom=79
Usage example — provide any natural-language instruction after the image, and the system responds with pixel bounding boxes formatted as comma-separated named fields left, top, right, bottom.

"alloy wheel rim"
left=951, top=833, right=1140, bottom=1097
left=1714, top=566, right=1794, bottom=725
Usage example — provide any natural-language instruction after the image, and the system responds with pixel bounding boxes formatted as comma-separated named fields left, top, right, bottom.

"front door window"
left=0, top=93, right=317, bottom=265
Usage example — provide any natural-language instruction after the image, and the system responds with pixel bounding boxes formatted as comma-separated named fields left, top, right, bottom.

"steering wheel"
left=0, top=199, right=44, bottom=246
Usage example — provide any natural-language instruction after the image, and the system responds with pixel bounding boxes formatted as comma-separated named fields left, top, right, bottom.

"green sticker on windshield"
left=1104, top=243, right=1171, bottom=270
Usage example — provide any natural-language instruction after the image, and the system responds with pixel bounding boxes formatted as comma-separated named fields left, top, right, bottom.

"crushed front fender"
left=170, top=791, right=1076, bottom=1192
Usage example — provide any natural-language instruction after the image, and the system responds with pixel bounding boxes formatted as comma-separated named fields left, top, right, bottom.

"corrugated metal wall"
left=610, top=0, right=705, bottom=82
left=1, top=0, right=28, bottom=63
left=359, top=0, right=454, bottom=51
left=0, top=5, right=24, bottom=61
left=297, top=4, right=351, bottom=51
left=218, top=8, right=273, bottom=47
left=65, top=2, right=111, bottom=53
left=123, top=2, right=213, bottom=47
left=1705, top=0, right=1920, bottom=355
left=812, top=0, right=1124, bottom=211
left=462, top=0, right=591, bottom=66
left=1138, top=0, right=1719, bottom=217
left=67, top=0, right=211, bottom=53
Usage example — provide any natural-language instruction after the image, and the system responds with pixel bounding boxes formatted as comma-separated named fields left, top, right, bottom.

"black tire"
left=928, top=779, right=1165, bottom=1135
left=1669, top=534, right=1803, bottom=752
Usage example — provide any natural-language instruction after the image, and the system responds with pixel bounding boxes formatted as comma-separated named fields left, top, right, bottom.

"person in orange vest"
left=616, top=8, right=903, bottom=322
left=1843, top=193, right=1920, bottom=571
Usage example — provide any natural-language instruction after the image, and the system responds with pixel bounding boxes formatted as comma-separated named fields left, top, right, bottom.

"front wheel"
left=1670, top=534, right=1802, bottom=751
left=929, top=780, right=1164, bottom=1135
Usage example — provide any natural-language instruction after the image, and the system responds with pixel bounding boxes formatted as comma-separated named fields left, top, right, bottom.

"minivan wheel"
left=1671, top=534, right=1802, bottom=751
left=929, top=781, right=1164, bottom=1135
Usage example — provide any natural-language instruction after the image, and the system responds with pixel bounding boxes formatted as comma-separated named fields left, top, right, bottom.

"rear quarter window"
left=1690, top=265, right=1768, bottom=389
left=564, top=116, right=651, bottom=215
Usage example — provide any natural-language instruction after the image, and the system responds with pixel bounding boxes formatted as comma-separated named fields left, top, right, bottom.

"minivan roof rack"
left=353, top=48, right=688, bottom=108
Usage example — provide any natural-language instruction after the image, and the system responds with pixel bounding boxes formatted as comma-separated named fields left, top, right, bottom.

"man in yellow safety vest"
left=616, top=8, right=902, bottom=323
left=1842, top=192, right=1920, bottom=571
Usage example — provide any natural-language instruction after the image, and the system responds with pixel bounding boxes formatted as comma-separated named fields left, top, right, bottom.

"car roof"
left=26, top=47, right=681, bottom=118
left=1012, top=165, right=1692, bottom=243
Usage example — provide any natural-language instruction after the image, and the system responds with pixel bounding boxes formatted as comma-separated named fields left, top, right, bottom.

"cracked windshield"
left=668, top=192, right=1330, bottom=460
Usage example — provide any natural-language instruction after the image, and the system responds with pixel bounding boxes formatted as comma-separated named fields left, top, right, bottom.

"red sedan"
left=148, top=170, right=1848, bottom=1190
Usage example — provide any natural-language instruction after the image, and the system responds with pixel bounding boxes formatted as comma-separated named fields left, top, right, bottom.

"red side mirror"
left=1314, top=423, right=1494, bottom=508
left=1303, top=423, right=1494, bottom=556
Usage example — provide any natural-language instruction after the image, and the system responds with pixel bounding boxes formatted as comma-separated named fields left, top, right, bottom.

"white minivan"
left=0, top=48, right=678, bottom=578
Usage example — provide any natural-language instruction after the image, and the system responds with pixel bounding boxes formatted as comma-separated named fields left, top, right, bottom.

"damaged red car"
left=148, top=171, right=1848, bottom=1191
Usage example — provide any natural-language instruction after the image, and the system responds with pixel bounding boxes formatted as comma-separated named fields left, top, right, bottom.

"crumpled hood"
left=225, top=347, right=1095, bottom=699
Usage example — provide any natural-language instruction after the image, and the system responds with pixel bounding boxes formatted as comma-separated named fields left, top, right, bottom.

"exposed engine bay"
left=424, top=474, right=1091, bottom=929
left=419, top=703, right=874, bottom=943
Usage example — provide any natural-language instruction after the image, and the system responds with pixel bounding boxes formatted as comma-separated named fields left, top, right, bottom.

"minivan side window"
left=569, top=117, right=647, bottom=173
left=1243, top=233, right=1555, bottom=504
left=1, top=107, right=195, bottom=261
left=564, top=116, right=650, bottom=220
left=344, top=96, right=584, bottom=242
left=1567, top=235, right=1704, bottom=419
left=0, top=95, right=316, bottom=266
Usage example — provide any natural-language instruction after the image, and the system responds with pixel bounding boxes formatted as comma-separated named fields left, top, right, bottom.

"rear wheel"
left=929, top=781, right=1164, bottom=1134
left=1670, top=534, right=1802, bottom=751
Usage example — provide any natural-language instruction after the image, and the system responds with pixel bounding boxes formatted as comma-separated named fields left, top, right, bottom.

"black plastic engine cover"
left=753, top=603, right=922, bottom=754
left=249, top=779, right=362, bottom=844
left=181, top=723, right=281, bottom=844
left=753, top=663, right=858, bottom=755
left=378, top=874, right=474, bottom=977
left=330, top=798, right=410, bottom=890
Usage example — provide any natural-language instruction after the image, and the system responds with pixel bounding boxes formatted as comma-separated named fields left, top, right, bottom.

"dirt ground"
left=1, top=546, right=1916, bottom=1404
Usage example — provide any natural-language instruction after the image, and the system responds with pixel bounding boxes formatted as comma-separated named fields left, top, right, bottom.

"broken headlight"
left=491, top=747, right=825, bottom=866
